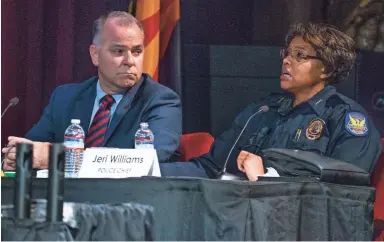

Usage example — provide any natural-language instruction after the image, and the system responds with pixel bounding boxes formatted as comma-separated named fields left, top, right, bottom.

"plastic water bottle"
left=135, top=122, right=155, bottom=149
left=63, top=119, right=85, bottom=178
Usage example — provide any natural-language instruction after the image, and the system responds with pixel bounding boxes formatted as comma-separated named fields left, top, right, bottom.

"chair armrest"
left=261, top=148, right=370, bottom=186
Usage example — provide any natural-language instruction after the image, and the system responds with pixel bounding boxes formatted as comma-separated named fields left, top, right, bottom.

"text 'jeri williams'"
left=92, top=155, right=144, bottom=163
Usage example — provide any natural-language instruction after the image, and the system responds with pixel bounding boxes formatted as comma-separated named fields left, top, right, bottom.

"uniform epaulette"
left=325, top=94, right=348, bottom=108
left=326, top=93, right=366, bottom=113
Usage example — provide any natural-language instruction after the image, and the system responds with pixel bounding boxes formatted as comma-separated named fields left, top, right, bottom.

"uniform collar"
left=307, top=85, right=336, bottom=116
left=277, top=97, right=293, bottom=116
left=278, top=85, right=336, bottom=116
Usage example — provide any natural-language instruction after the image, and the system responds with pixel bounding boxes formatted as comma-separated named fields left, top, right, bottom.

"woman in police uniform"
left=160, top=22, right=382, bottom=180
left=237, top=22, right=382, bottom=181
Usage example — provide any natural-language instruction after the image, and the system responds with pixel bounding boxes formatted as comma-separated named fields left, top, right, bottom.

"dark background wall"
left=2, top=0, right=383, bottom=146
left=180, top=0, right=328, bottom=46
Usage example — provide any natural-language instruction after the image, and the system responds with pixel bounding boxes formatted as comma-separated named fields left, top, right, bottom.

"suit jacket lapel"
left=103, top=77, right=144, bottom=145
left=70, top=78, right=97, bottom=133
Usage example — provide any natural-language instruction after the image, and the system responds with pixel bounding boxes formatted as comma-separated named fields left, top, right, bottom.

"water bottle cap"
left=140, top=122, right=149, bottom=128
left=71, top=119, right=81, bottom=124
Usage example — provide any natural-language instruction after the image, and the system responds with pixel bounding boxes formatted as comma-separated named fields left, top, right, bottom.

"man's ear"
left=89, top=45, right=99, bottom=66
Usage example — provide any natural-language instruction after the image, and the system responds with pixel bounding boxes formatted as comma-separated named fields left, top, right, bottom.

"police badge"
left=306, top=119, right=325, bottom=140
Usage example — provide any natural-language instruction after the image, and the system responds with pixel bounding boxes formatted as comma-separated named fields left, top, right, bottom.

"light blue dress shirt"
left=88, top=81, right=124, bottom=130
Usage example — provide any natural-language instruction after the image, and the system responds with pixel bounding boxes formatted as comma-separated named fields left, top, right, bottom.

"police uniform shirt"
left=191, top=85, right=382, bottom=178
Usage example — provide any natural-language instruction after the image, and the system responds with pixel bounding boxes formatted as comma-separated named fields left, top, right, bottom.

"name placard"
left=78, top=148, right=161, bottom=178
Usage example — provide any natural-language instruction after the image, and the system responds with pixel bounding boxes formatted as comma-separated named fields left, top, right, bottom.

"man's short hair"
left=285, top=22, right=356, bottom=84
left=92, top=11, right=144, bottom=46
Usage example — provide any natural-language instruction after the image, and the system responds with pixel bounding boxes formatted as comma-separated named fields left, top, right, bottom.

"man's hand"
left=2, top=136, right=50, bottom=170
left=237, top=150, right=265, bottom=181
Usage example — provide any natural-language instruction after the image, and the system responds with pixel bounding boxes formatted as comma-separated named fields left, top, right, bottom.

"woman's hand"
left=237, top=150, right=265, bottom=181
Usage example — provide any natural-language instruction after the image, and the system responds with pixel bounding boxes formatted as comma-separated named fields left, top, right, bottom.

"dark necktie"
left=85, top=95, right=115, bottom=148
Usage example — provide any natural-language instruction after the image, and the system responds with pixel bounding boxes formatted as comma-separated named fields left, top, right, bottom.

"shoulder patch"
left=345, top=112, right=368, bottom=136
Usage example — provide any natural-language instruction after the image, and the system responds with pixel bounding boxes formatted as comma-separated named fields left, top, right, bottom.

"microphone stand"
left=217, top=106, right=269, bottom=181
left=217, top=170, right=247, bottom=181
left=1, top=103, right=13, bottom=118
left=1, top=97, right=19, bottom=119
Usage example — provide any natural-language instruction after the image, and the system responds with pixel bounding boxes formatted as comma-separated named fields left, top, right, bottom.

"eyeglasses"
left=280, top=48, right=322, bottom=62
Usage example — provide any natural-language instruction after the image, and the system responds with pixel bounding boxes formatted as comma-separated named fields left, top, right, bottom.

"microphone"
left=217, top=105, right=269, bottom=181
left=250, top=127, right=271, bottom=155
left=1, top=97, right=19, bottom=119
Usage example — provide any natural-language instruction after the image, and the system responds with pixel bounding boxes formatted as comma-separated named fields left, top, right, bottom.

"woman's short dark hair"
left=285, top=22, right=356, bottom=84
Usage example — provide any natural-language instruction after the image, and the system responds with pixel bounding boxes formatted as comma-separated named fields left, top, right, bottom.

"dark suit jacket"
left=25, top=74, right=182, bottom=163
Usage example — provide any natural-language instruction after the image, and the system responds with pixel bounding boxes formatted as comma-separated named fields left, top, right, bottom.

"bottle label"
left=64, top=137, right=84, bottom=149
left=135, top=141, right=154, bottom=149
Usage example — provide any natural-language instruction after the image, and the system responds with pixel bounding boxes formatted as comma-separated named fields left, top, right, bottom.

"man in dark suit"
left=2, top=11, right=182, bottom=170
